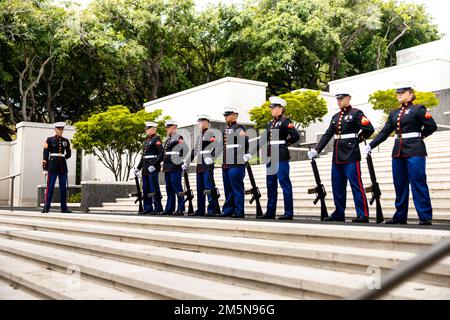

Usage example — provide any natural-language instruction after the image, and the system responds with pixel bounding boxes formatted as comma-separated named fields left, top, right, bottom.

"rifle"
left=307, top=147, right=329, bottom=221
left=364, top=141, right=384, bottom=224
left=132, top=171, right=144, bottom=214
left=180, top=168, right=194, bottom=214
left=244, top=161, right=263, bottom=218
left=204, top=164, right=221, bottom=215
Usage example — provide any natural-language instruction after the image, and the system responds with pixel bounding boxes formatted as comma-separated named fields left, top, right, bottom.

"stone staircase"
left=0, top=210, right=449, bottom=299
left=1, top=131, right=449, bottom=299
left=89, top=130, right=450, bottom=224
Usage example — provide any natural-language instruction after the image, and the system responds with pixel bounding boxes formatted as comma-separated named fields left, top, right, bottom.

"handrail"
left=0, top=173, right=21, bottom=210
left=345, top=236, right=450, bottom=300
left=0, top=173, right=21, bottom=182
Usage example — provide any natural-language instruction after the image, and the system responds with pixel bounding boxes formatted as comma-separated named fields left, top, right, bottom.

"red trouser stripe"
left=356, top=161, right=369, bottom=217
left=44, top=174, right=50, bottom=207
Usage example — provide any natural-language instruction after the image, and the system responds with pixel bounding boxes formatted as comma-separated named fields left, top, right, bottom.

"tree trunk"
left=18, top=55, right=52, bottom=121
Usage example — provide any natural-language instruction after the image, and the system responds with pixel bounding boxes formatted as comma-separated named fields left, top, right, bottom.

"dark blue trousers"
left=266, top=160, right=294, bottom=217
left=331, top=161, right=369, bottom=219
left=392, top=157, right=432, bottom=222
left=44, top=172, right=68, bottom=212
left=222, top=166, right=246, bottom=216
left=196, top=171, right=214, bottom=215
left=142, top=172, right=163, bottom=213
left=164, top=170, right=185, bottom=213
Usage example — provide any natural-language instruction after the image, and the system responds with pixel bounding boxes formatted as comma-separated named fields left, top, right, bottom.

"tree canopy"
left=369, top=89, right=439, bottom=114
left=72, top=105, right=168, bottom=181
left=249, top=90, right=328, bottom=129
left=0, top=0, right=441, bottom=141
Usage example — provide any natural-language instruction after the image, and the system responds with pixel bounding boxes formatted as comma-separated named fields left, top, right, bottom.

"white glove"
left=204, top=157, right=213, bottom=165
left=134, top=168, right=140, bottom=176
left=243, top=154, right=252, bottom=162
left=43, top=171, right=48, bottom=176
left=181, top=163, right=188, bottom=171
left=148, top=166, right=156, bottom=173
left=363, top=144, right=372, bottom=155
left=308, top=149, right=318, bottom=160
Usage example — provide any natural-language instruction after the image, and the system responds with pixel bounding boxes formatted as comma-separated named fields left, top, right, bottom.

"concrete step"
left=0, top=277, right=43, bottom=300
left=245, top=156, right=450, bottom=173
left=0, top=213, right=447, bottom=253
left=94, top=200, right=450, bottom=214
left=1, top=225, right=449, bottom=290
left=86, top=209, right=450, bottom=225
left=0, top=238, right=293, bottom=300
left=182, top=170, right=450, bottom=186
left=39, top=203, right=81, bottom=209
left=0, top=252, right=150, bottom=300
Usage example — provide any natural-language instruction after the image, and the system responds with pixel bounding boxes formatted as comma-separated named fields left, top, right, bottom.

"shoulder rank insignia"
left=361, top=116, right=370, bottom=125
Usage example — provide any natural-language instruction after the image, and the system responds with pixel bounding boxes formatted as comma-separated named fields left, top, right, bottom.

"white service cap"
left=269, top=96, right=287, bottom=107
left=54, top=122, right=66, bottom=128
left=223, top=107, right=239, bottom=115
left=197, top=114, right=211, bottom=122
left=145, top=122, right=158, bottom=128
left=165, top=120, right=178, bottom=127
left=394, top=80, right=416, bottom=92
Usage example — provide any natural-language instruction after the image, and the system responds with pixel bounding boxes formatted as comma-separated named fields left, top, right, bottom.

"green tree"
left=249, top=90, right=328, bottom=129
left=369, top=89, right=439, bottom=114
left=72, top=105, right=168, bottom=181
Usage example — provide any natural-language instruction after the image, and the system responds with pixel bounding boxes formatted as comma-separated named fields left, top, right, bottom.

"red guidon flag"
left=361, top=116, right=370, bottom=125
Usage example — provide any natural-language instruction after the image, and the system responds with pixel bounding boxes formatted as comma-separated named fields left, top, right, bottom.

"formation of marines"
left=42, top=82, right=437, bottom=225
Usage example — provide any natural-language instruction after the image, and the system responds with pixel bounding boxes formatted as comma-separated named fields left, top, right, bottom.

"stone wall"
left=432, top=88, right=450, bottom=130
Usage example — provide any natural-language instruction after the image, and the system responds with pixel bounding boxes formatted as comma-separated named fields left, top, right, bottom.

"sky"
left=73, top=0, right=450, bottom=38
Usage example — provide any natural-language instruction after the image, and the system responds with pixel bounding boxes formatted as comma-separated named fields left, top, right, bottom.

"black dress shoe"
left=323, top=214, right=345, bottom=222
left=419, top=220, right=432, bottom=226
left=159, top=211, right=173, bottom=216
left=41, top=208, right=49, bottom=213
left=189, top=212, right=205, bottom=216
left=257, top=214, right=275, bottom=220
left=174, top=211, right=185, bottom=216
left=232, top=213, right=245, bottom=218
left=352, top=217, right=369, bottom=223
left=61, top=209, right=72, bottom=213
left=385, top=219, right=407, bottom=225
left=277, top=215, right=293, bottom=220
left=142, top=211, right=155, bottom=215
left=219, top=213, right=232, bottom=217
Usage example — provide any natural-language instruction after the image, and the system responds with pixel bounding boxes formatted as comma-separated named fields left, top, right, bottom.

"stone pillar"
left=13, top=122, right=77, bottom=206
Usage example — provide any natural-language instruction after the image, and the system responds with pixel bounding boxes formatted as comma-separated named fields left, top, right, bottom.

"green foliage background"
left=0, top=0, right=441, bottom=141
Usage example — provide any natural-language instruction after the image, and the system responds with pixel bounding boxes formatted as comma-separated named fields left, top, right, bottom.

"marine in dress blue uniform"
left=161, top=121, right=186, bottom=215
left=136, top=122, right=164, bottom=215
left=221, top=107, right=250, bottom=218
left=42, top=122, right=72, bottom=213
left=309, top=92, right=375, bottom=223
left=184, top=114, right=217, bottom=216
left=258, top=97, right=300, bottom=220
left=365, top=82, right=437, bottom=225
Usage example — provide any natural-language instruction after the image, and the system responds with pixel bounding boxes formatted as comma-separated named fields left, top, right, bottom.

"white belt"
left=49, top=153, right=65, bottom=157
left=334, top=133, right=358, bottom=140
left=396, top=132, right=421, bottom=139
left=144, top=155, right=157, bottom=159
left=226, top=144, right=241, bottom=149
left=165, top=151, right=179, bottom=155
left=269, top=140, right=286, bottom=145
left=200, top=150, right=211, bottom=154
